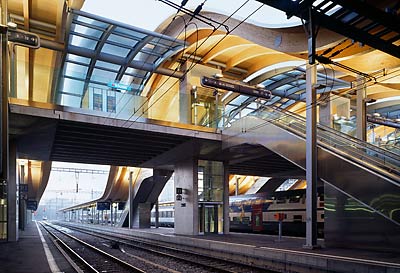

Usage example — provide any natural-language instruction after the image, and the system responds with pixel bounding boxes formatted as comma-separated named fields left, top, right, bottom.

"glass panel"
left=107, top=34, right=138, bottom=47
left=64, top=62, right=88, bottom=79
left=75, top=15, right=109, bottom=29
left=70, top=35, right=97, bottom=50
left=114, top=27, right=147, bottom=39
left=91, top=68, right=117, bottom=84
left=95, top=60, right=120, bottom=71
left=61, top=78, right=85, bottom=95
left=60, top=94, right=82, bottom=107
left=66, top=54, right=91, bottom=65
left=101, top=43, right=130, bottom=57
left=72, top=23, right=103, bottom=38
left=198, top=160, right=223, bottom=202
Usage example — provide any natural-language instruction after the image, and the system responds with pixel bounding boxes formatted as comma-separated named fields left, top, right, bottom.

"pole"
left=278, top=220, right=282, bottom=242
left=129, top=171, right=133, bottom=229
left=155, top=200, right=159, bottom=228
left=0, top=0, right=9, bottom=238
left=235, top=176, right=239, bottom=196
left=304, top=7, right=319, bottom=249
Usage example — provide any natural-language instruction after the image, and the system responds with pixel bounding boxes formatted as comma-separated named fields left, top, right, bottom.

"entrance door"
left=204, top=205, right=218, bottom=233
left=251, top=204, right=263, bottom=232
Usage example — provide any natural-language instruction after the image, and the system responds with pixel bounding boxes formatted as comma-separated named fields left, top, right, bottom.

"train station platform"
left=0, top=221, right=73, bottom=273
left=59, top=221, right=400, bottom=273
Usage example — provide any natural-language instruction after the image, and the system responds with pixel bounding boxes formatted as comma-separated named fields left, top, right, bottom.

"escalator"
left=223, top=105, right=400, bottom=252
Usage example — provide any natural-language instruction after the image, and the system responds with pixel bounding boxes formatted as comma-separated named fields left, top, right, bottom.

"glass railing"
left=250, top=106, right=400, bottom=178
left=9, top=62, right=225, bottom=130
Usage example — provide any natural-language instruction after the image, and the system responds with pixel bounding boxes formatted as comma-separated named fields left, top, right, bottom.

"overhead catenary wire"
left=202, top=62, right=400, bottom=129
left=126, top=1, right=263, bottom=128
left=217, top=68, right=400, bottom=141
left=117, top=0, right=257, bottom=128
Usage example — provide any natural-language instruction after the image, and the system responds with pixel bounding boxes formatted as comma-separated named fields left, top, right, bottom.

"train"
left=151, top=188, right=324, bottom=236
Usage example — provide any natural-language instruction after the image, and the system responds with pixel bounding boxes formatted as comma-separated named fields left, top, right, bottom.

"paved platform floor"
left=0, top=221, right=73, bottom=273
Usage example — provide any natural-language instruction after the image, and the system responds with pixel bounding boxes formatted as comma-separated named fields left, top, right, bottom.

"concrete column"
left=133, top=202, right=151, bottom=228
left=356, top=76, right=367, bottom=141
left=223, top=162, right=230, bottom=234
left=174, top=158, right=198, bottom=235
left=319, top=93, right=333, bottom=127
left=7, top=141, right=17, bottom=241
left=155, top=200, right=159, bottom=228
left=319, top=94, right=351, bottom=128
left=179, top=62, right=192, bottom=124
left=305, top=63, right=319, bottom=248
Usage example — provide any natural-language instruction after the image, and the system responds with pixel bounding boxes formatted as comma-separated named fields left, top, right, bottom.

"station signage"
left=107, top=81, right=133, bottom=92
left=97, top=202, right=111, bottom=211
left=26, top=200, right=38, bottom=211
left=201, top=76, right=272, bottom=100
left=8, top=29, right=40, bottom=48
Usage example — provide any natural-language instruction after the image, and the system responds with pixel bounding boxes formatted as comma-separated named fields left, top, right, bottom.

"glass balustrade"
left=246, top=106, right=400, bottom=177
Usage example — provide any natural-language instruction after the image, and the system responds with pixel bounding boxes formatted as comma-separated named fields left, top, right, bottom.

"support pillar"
left=356, top=76, right=367, bottom=141
left=223, top=162, right=230, bottom=234
left=132, top=202, right=151, bottom=228
left=304, top=7, right=319, bottom=248
left=305, top=63, right=319, bottom=249
left=0, top=0, right=9, bottom=241
left=155, top=200, right=159, bottom=228
left=174, top=158, right=198, bottom=235
left=7, top=140, right=17, bottom=241
left=179, top=62, right=192, bottom=124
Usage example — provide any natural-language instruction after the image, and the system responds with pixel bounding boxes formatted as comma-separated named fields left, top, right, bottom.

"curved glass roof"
left=224, top=66, right=351, bottom=126
left=58, top=9, right=186, bottom=107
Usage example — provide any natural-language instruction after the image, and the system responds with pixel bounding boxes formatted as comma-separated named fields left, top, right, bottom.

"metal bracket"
left=0, top=24, right=7, bottom=34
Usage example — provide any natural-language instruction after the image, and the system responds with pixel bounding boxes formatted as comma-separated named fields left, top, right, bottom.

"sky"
left=82, top=0, right=301, bottom=31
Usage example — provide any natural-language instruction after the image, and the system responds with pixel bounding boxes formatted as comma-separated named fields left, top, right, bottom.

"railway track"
left=40, top=222, right=145, bottom=273
left=47, top=222, right=272, bottom=273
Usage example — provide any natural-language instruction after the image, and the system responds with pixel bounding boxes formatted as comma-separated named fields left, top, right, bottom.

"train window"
left=319, top=194, right=324, bottom=201
left=276, top=197, right=286, bottom=204
left=289, top=196, right=301, bottom=203
left=321, top=214, right=324, bottom=219
left=232, top=217, right=241, bottom=223
left=293, top=215, right=302, bottom=222
left=242, top=217, right=250, bottom=224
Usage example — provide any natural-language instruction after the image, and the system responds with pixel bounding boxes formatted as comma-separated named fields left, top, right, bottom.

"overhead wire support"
left=315, top=55, right=376, bottom=82
left=157, top=0, right=230, bottom=32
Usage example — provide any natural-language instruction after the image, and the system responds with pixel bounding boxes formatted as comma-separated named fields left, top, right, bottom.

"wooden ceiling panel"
left=31, top=0, right=58, bottom=24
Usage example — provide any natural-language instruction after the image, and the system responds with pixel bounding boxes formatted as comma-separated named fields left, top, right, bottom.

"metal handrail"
left=271, top=105, right=400, bottom=161
left=250, top=106, right=400, bottom=177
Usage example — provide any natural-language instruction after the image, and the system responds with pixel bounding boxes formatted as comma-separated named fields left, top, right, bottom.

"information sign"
left=201, top=76, right=272, bottom=100
left=26, top=200, right=38, bottom=211
left=107, top=81, right=132, bottom=92
left=8, top=29, right=40, bottom=48
left=97, top=202, right=111, bottom=211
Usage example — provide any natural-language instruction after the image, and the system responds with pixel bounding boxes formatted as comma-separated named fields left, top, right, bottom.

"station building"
left=0, top=0, right=399, bottom=262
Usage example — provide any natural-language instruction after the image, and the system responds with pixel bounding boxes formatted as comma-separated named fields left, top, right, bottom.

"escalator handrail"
left=264, top=105, right=400, bottom=162
left=251, top=107, right=400, bottom=177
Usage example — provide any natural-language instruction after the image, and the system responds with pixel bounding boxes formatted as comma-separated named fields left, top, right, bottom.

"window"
left=293, top=215, right=302, bottom=222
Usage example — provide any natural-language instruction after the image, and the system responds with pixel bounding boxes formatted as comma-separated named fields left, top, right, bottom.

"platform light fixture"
left=213, top=73, right=223, bottom=79
left=256, top=83, right=265, bottom=89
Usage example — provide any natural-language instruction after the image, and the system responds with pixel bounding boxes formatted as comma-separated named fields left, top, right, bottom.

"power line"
left=123, top=1, right=263, bottom=128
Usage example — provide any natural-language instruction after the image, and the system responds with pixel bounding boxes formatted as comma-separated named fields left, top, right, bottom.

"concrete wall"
left=174, top=158, right=198, bottom=235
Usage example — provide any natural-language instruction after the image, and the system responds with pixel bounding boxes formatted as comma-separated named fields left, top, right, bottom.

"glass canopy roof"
left=223, top=66, right=350, bottom=126
left=57, top=9, right=186, bottom=107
